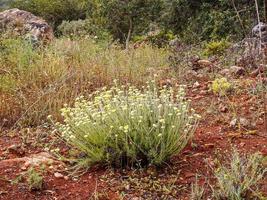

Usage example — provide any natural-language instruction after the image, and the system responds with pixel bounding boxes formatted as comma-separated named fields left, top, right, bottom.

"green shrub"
left=133, top=30, right=175, bottom=47
left=203, top=39, right=230, bottom=57
left=58, top=19, right=111, bottom=41
left=26, top=167, right=44, bottom=191
left=0, top=75, right=16, bottom=92
left=0, top=38, right=38, bottom=72
left=211, top=78, right=232, bottom=96
left=212, top=150, right=266, bottom=200
left=11, top=0, right=89, bottom=27
left=54, top=82, right=200, bottom=168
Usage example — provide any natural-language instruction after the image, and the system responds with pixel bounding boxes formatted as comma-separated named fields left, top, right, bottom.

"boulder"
left=252, top=22, right=267, bottom=44
left=0, top=8, right=53, bottom=44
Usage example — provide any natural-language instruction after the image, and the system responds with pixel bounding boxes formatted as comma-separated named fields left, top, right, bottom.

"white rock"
left=230, top=118, right=237, bottom=127
left=54, top=172, right=64, bottom=178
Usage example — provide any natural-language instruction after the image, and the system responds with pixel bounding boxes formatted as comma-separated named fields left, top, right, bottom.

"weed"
left=11, top=167, right=44, bottom=191
left=190, top=176, right=205, bottom=200
left=26, top=167, right=44, bottom=191
left=212, top=150, right=266, bottom=200
left=211, top=78, right=232, bottom=96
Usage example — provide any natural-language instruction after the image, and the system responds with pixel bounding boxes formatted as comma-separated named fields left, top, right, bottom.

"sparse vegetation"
left=212, top=150, right=266, bottom=200
left=0, top=37, right=170, bottom=127
left=211, top=77, right=232, bottom=96
left=190, top=176, right=205, bottom=200
left=26, top=167, right=44, bottom=191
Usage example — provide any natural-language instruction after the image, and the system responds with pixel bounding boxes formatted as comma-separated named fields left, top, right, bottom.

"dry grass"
left=0, top=37, right=171, bottom=127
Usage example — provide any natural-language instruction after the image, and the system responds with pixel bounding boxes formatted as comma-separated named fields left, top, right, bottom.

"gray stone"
left=252, top=22, right=267, bottom=43
left=0, top=8, right=53, bottom=44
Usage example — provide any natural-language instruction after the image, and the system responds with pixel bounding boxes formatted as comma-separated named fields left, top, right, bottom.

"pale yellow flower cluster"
left=55, top=81, right=200, bottom=165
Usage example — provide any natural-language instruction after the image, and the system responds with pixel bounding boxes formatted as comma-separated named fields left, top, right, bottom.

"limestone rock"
left=219, top=69, right=231, bottom=77
left=0, top=152, right=62, bottom=171
left=229, top=66, right=245, bottom=77
left=54, top=172, right=64, bottom=178
left=239, top=117, right=250, bottom=128
left=252, top=22, right=267, bottom=43
left=191, top=58, right=213, bottom=70
left=197, top=59, right=213, bottom=68
left=0, top=8, right=54, bottom=44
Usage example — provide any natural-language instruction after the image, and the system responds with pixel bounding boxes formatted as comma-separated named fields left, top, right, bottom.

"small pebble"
left=54, top=172, right=64, bottom=178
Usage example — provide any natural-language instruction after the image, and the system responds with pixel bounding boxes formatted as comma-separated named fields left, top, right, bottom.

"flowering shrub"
left=55, top=81, right=200, bottom=168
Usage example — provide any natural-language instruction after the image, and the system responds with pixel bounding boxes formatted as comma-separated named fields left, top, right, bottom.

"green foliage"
left=11, top=0, right=89, bottom=27
left=8, top=0, right=263, bottom=43
left=160, top=0, right=257, bottom=43
left=211, top=78, right=232, bottom=96
left=212, top=150, right=266, bottom=200
left=26, top=167, right=44, bottom=191
left=133, top=30, right=175, bottom=47
left=58, top=19, right=111, bottom=41
left=55, top=82, right=200, bottom=168
left=58, top=20, right=89, bottom=37
left=0, top=0, right=11, bottom=10
left=0, top=37, right=39, bottom=77
left=203, top=39, right=230, bottom=57
left=100, top=0, right=162, bottom=43
left=0, top=75, right=16, bottom=92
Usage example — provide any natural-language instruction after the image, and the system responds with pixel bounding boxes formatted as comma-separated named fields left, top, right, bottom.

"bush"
left=0, top=37, right=38, bottom=71
left=212, top=150, right=266, bottom=199
left=11, top=0, right=89, bottom=27
left=26, top=167, right=44, bottom=191
left=58, top=19, right=111, bottom=41
left=211, top=78, right=232, bottom=96
left=55, top=82, right=200, bottom=168
left=133, top=30, right=176, bottom=47
left=203, top=39, right=230, bottom=57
